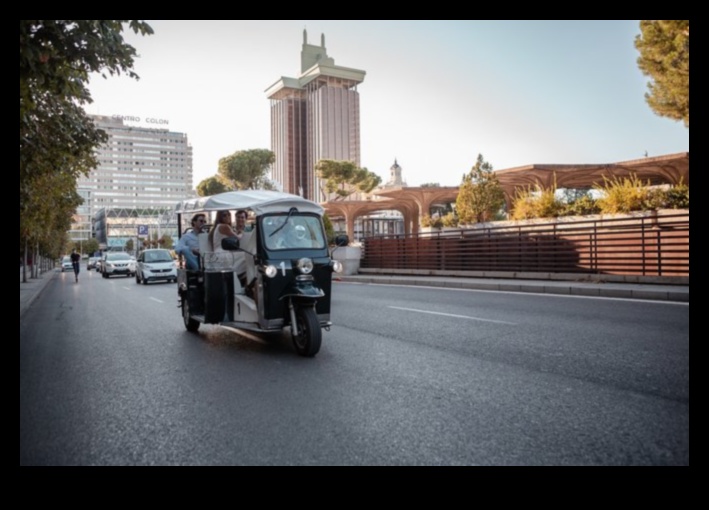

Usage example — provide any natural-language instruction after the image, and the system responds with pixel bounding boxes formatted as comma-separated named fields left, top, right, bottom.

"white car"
left=61, top=256, right=73, bottom=272
left=101, top=252, right=136, bottom=278
left=135, top=249, right=177, bottom=284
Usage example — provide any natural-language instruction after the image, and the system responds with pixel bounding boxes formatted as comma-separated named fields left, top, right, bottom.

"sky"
left=85, top=20, right=689, bottom=189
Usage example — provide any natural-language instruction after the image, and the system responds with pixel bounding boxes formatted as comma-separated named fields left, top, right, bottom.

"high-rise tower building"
left=266, top=30, right=366, bottom=202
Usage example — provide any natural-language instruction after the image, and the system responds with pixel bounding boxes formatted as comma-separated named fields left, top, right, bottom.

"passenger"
left=209, top=210, right=237, bottom=252
left=235, top=209, right=248, bottom=238
left=209, top=210, right=247, bottom=285
left=175, top=213, right=206, bottom=270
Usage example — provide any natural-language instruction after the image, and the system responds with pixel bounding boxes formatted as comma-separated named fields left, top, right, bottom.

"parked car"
left=61, top=256, right=73, bottom=272
left=135, top=248, right=177, bottom=284
left=101, top=252, right=136, bottom=278
left=87, top=256, right=99, bottom=270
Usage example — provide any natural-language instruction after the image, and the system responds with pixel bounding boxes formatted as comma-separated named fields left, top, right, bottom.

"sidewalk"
left=337, top=273, right=689, bottom=302
left=20, top=268, right=57, bottom=319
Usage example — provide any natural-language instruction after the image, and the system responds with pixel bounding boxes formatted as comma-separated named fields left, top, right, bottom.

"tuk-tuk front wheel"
left=292, top=306, right=321, bottom=357
left=182, top=294, right=200, bottom=332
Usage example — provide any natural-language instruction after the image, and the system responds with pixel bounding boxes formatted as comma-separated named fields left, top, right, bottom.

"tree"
left=322, top=213, right=336, bottom=245
left=197, top=176, right=231, bottom=197
left=218, top=149, right=276, bottom=190
left=20, top=20, right=153, bottom=257
left=315, top=159, right=382, bottom=201
left=159, top=234, right=174, bottom=249
left=635, top=20, right=689, bottom=127
left=455, top=154, right=505, bottom=224
left=73, top=238, right=99, bottom=256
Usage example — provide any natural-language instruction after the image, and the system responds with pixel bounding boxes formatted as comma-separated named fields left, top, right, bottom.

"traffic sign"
left=137, top=225, right=149, bottom=238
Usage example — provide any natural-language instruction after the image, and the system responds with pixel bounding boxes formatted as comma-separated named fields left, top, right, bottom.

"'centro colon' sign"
left=112, top=115, right=169, bottom=126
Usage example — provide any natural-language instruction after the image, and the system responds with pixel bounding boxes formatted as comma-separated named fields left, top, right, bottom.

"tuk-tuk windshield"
left=262, top=214, right=326, bottom=250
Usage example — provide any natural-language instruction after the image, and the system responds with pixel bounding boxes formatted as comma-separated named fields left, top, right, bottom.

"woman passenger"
left=208, top=210, right=237, bottom=252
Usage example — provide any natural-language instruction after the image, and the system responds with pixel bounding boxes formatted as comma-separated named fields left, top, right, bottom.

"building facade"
left=73, top=114, right=194, bottom=250
left=266, top=30, right=365, bottom=202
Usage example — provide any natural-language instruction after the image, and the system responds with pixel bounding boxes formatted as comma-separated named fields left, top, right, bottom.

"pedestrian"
left=70, top=248, right=81, bottom=283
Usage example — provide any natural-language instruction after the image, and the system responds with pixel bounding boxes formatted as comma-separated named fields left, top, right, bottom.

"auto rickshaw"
left=174, top=190, right=347, bottom=357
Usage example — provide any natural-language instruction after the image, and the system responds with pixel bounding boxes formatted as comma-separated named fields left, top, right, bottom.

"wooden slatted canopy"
left=323, top=152, right=689, bottom=240
left=493, top=152, right=689, bottom=209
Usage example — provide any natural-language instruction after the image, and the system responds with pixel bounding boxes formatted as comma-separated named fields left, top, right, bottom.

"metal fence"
left=361, top=211, right=689, bottom=277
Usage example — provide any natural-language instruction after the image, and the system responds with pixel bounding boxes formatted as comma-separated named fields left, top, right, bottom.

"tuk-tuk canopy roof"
left=175, top=190, right=324, bottom=217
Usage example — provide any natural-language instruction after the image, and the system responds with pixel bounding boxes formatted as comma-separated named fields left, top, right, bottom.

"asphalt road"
left=20, top=270, right=689, bottom=465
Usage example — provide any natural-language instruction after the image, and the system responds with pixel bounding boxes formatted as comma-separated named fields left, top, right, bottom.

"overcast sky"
left=85, top=20, right=689, bottom=188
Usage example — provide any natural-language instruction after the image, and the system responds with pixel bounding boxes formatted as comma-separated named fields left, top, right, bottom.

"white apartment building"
left=73, top=114, right=194, bottom=250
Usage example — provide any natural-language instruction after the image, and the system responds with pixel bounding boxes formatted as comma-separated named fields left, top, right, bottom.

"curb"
left=338, top=275, right=689, bottom=303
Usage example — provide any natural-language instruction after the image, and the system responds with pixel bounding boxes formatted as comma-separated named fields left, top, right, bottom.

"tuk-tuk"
left=174, top=190, right=348, bottom=357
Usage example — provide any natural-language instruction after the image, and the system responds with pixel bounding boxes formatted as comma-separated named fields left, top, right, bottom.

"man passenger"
left=175, top=213, right=206, bottom=270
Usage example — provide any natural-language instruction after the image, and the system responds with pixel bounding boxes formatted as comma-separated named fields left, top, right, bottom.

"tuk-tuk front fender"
left=278, top=277, right=325, bottom=301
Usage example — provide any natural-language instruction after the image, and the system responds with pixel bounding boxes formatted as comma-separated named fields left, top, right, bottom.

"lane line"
left=150, top=297, right=164, bottom=303
left=388, top=306, right=517, bottom=325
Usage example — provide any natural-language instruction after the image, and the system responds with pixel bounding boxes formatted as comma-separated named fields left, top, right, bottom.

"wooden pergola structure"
left=323, top=152, right=689, bottom=240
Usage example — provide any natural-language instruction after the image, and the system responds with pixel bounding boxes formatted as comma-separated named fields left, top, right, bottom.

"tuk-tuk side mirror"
left=334, top=234, right=349, bottom=247
left=221, top=237, right=240, bottom=251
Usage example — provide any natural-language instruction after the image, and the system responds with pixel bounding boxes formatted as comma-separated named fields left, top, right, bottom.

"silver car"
left=101, top=252, right=136, bottom=278
left=135, top=249, right=177, bottom=284
left=61, top=256, right=73, bottom=272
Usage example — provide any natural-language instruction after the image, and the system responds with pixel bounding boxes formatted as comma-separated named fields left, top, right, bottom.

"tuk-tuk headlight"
left=264, top=265, right=278, bottom=278
left=296, top=258, right=314, bottom=274
left=331, top=260, right=343, bottom=273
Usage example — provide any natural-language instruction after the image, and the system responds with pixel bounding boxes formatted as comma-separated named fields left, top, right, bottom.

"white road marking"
left=150, top=297, right=164, bottom=303
left=388, top=306, right=517, bottom=325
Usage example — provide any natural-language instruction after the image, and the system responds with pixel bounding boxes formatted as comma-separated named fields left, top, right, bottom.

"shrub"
left=441, top=212, right=459, bottom=227
left=594, top=174, right=653, bottom=214
left=510, top=185, right=563, bottom=220
left=561, top=195, right=601, bottom=216
left=664, top=182, right=690, bottom=209
left=421, top=214, right=443, bottom=229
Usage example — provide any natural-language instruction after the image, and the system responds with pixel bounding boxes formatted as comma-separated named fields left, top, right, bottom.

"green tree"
left=159, top=234, right=174, bottom=249
left=73, top=238, right=99, bottom=256
left=197, top=176, right=231, bottom=196
left=218, top=149, right=276, bottom=190
left=20, top=20, right=153, bottom=259
left=635, top=20, right=689, bottom=127
left=316, top=159, right=382, bottom=200
left=455, top=154, right=505, bottom=224
left=322, top=213, right=336, bottom=245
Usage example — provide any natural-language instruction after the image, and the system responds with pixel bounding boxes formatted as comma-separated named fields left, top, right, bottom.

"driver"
left=286, top=219, right=314, bottom=248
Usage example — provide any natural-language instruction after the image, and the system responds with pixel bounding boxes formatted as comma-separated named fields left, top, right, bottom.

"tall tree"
left=635, top=20, right=689, bottom=127
left=20, top=20, right=153, bottom=252
left=197, top=176, right=231, bottom=197
left=315, top=159, right=382, bottom=201
left=218, top=149, right=276, bottom=190
left=455, top=154, right=505, bottom=224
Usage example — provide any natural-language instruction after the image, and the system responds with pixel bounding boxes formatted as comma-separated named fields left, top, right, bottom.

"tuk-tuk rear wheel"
left=182, top=295, right=200, bottom=332
left=292, top=306, right=321, bottom=357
